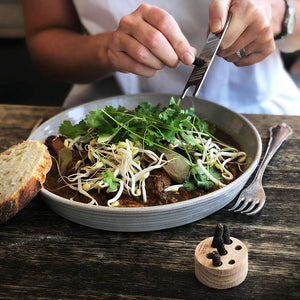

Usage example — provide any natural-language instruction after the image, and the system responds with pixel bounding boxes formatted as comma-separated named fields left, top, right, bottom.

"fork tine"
left=240, top=199, right=259, bottom=214
left=245, top=200, right=265, bottom=216
left=228, top=194, right=245, bottom=211
left=234, top=198, right=251, bottom=213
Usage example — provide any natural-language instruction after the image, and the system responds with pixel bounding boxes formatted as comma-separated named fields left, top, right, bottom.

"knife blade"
left=181, top=13, right=232, bottom=99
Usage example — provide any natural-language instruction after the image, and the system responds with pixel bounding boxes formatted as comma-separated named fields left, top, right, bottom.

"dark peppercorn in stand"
left=0, top=104, right=299, bottom=299
left=194, top=224, right=248, bottom=289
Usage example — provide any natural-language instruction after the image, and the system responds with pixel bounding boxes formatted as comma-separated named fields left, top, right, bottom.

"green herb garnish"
left=58, top=97, right=245, bottom=195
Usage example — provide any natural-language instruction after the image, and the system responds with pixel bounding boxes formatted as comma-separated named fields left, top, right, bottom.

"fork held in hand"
left=229, top=123, right=293, bottom=216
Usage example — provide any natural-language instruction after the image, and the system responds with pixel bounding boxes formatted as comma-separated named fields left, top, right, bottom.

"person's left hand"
left=209, top=0, right=284, bottom=66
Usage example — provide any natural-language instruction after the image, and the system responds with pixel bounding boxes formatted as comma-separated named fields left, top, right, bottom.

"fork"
left=228, top=123, right=293, bottom=216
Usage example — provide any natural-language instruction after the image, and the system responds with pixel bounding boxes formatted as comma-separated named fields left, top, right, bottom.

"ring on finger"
left=236, top=48, right=248, bottom=59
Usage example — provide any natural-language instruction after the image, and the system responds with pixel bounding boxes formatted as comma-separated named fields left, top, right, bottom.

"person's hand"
left=210, top=0, right=284, bottom=66
left=107, top=4, right=196, bottom=77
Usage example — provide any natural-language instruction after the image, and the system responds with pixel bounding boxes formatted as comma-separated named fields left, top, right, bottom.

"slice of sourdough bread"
left=0, top=140, right=52, bottom=224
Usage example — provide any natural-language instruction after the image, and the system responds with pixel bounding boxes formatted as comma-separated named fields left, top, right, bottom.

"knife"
left=180, top=12, right=232, bottom=99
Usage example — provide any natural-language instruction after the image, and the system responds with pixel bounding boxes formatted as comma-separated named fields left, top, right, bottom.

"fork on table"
left=229, top=123, right=293, bottom=216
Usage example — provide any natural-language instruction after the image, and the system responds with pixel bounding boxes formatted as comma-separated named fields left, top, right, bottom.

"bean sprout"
left=51, top=99, right=247, bottom=206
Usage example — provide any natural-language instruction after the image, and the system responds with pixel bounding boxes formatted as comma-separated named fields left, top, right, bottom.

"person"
left=289, top=51, right=300, bottom=88
left=21, top=0, right=300, bottom=114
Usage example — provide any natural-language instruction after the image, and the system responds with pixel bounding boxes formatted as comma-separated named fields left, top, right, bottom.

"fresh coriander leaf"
left=145, top=127, right=161, bottom=139
left=85, top=109, right=115, bottom=135
left=208, top=166, right=222, bottom=181
left=105, top=105, right=126, bottom=115
left=183, top=164, right=219, bottom=191
left=59, top=120, right=88, bottom=139
left=105, top=105, right=129, bottom=124
left=179, top=117, right=194, bottom=130
left=181, top=133, right=198, bottom=146
left=102, top=170, right=120, bottom=193
left=159, top=127, right=177, bottom=144
left=168, top=96, right=178, bottom=106
left=136, top=102, right=161, bottom=116
left=182, top=177, right=197, bottom=192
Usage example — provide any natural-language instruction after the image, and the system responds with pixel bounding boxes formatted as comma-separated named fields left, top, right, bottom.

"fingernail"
left=183, top=52, right=195, bottom=65
left=210, top=20, right=222, bottom=33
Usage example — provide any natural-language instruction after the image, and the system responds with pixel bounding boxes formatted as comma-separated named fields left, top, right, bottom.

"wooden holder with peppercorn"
left=194, top=223, right=248, bottom=289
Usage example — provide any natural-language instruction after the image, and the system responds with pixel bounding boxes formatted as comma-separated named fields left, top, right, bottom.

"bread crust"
left=0, top=178, right=41, bottom=223
left=0, top=140, right=52, bottom=224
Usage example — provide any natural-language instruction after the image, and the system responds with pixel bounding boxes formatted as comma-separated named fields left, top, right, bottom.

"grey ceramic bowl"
left=29, top=94, right=262, bottom=232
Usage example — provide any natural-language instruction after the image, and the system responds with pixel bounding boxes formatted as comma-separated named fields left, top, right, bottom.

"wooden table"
left=0, top=104, right=299, bottom=300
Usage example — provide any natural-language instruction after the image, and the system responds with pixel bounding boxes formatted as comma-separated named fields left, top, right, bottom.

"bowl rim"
left=30, top=93, right=262, bottom=214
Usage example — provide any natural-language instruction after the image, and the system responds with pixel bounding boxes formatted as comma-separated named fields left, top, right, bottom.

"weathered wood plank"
left=0, top=105, right=299, bottom=299
left=0, top=104, right=63, bottom=151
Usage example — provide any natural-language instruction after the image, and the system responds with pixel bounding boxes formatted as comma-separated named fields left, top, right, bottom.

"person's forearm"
left=27, top=29, right=116, bottom=83
left=274, top=0, right=300, bottom=53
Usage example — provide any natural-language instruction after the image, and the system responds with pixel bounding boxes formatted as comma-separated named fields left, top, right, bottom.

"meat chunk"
left=45, top=135, right=65, bottom=156
left=146, top=168, right=172, bottom=204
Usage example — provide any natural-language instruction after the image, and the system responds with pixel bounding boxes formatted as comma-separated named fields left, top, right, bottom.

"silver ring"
left=236, top=48, right=247, bottom=59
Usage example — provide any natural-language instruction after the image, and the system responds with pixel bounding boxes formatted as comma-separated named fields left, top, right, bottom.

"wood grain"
left=195, top=237, right=248, bottom=289
left=0, top=105, right=299, bottom=299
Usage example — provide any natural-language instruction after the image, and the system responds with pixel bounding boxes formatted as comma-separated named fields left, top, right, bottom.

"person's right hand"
left=107, top=4, right=196, bottom=77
